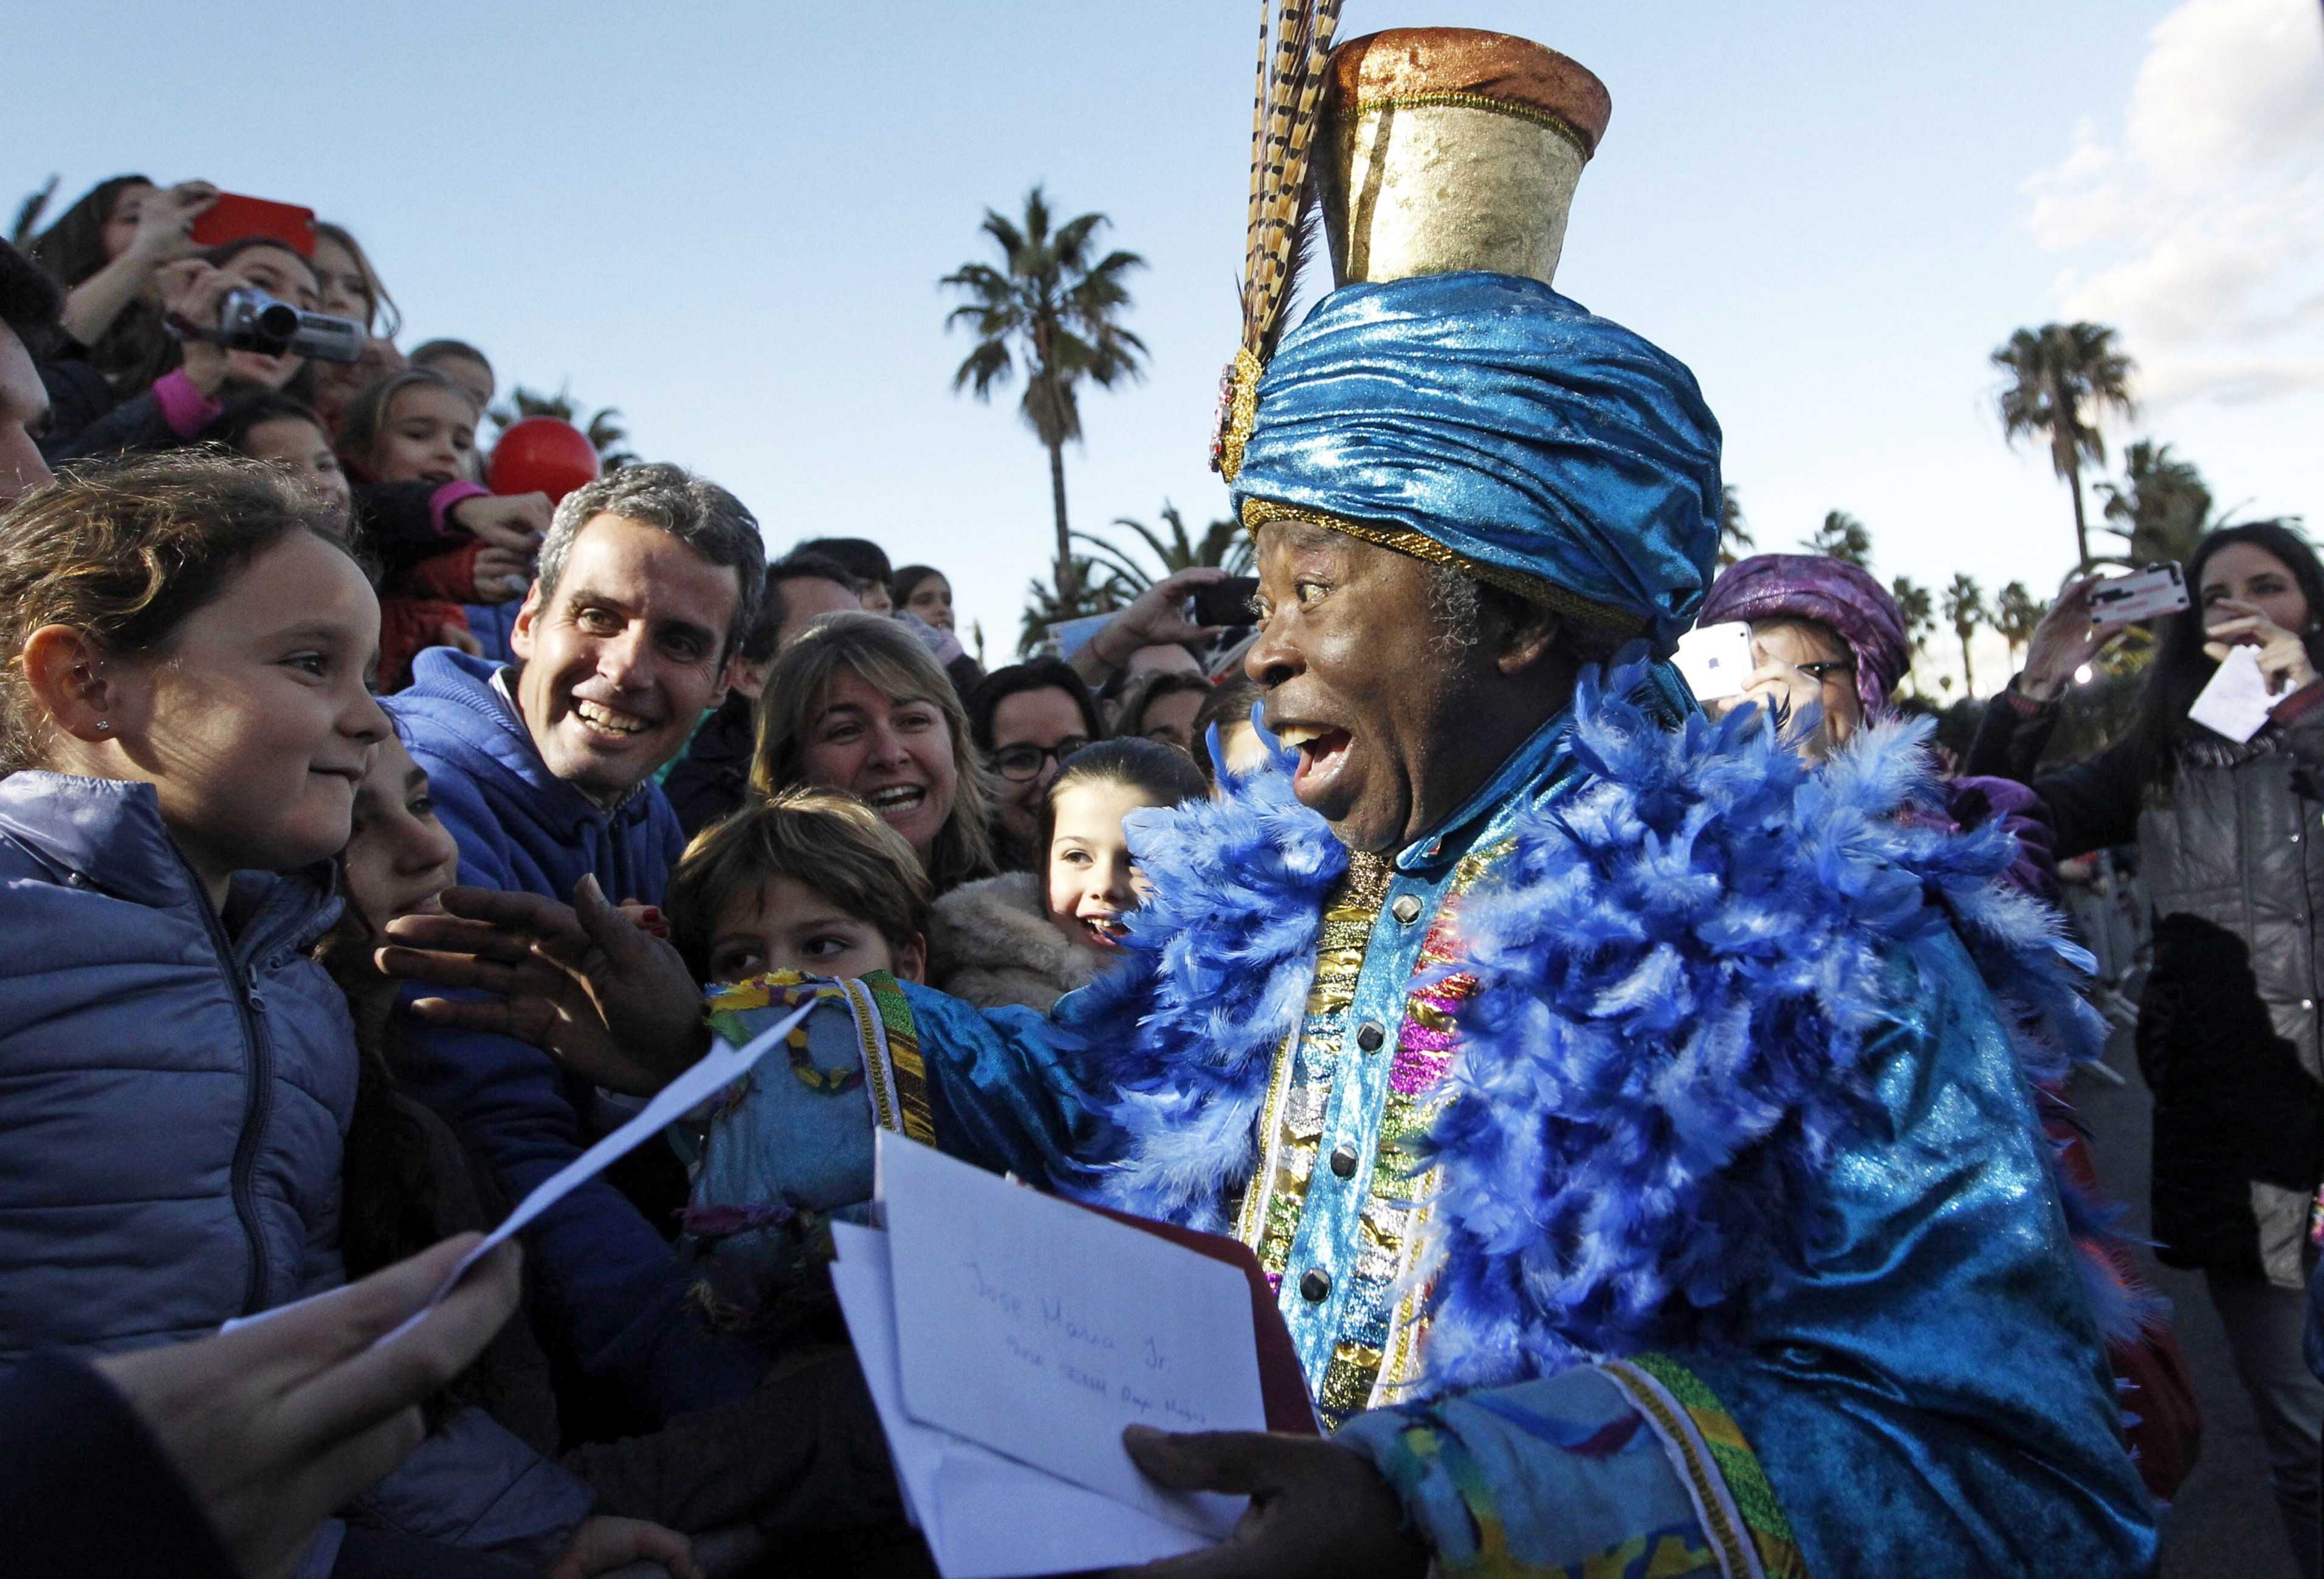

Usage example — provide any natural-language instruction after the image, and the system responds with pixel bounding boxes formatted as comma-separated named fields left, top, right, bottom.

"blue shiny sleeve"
left=1336, top=1365, right=1722, bottom=1578
left=895, top=980, right=1116, bottom=1191
left=1670, top=931, right=2157, bottom=1577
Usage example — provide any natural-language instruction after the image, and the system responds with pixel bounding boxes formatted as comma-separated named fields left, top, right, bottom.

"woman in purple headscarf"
left=1699, top=553, right=2060, bottom=889
left=1695, top=552, right=1910, bottom=761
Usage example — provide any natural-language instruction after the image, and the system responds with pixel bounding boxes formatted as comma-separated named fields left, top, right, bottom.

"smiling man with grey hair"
left=385, top=461, right=772, bottom=1423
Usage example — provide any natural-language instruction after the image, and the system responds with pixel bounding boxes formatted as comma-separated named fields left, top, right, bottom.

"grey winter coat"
left=1970, top=683, right=2324, bottom=1287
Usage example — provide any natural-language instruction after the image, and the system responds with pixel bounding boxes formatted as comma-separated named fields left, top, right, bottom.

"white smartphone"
left=1673, top=620, right=1756, bottom=702
left=2088, top=562, right=2191, bottom=624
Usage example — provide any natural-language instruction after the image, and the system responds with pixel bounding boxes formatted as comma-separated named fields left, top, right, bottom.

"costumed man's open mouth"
left=1273, top=722, right=1353, bottom=797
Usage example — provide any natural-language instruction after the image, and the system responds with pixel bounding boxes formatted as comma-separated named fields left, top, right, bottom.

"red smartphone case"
left=188, top=194, right=317, bottom=258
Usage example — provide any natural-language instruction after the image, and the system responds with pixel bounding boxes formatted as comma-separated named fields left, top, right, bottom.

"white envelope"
left=2190, top=643, right=2278, bottom=744
left=830, top=1222, right=1207, bottom=1578
left=229, top=1004, right=815, bottom=1342
left=876, top=1130, right=1265, bottom=1538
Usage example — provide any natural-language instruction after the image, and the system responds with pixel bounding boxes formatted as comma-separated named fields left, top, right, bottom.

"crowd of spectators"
left=0, top=170, right=2318, bottom=1578
left=0, top=178, right=1262, bottom=1578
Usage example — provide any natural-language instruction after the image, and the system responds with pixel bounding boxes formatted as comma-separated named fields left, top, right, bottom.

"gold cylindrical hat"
left=1317, top=28, right=1613, bottom=290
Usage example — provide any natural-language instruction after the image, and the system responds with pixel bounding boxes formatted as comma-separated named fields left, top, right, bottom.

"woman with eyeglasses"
left=966, top=660, right=1105, bottom=873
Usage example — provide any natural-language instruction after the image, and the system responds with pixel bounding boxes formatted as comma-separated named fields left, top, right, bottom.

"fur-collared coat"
left=927, top=870, right=1107, bottom=1014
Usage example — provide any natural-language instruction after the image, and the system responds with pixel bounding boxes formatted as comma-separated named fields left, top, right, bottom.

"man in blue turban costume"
left=387, top=23, right=2158, bottom=1577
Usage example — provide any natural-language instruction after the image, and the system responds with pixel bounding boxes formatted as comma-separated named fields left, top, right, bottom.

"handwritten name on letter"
left=878, top=1132, right=1264, bottom=1532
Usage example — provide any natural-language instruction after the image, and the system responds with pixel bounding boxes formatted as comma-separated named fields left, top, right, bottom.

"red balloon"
left=487, top=418, right=602, bottom=504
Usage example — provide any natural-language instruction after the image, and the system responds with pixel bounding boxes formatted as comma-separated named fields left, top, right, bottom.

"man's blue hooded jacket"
left=388, top=647, right=765, bottom=1420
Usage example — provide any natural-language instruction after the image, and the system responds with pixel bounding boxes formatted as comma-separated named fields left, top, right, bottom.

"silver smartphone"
left=1673, top=621, right=1756, bottom=702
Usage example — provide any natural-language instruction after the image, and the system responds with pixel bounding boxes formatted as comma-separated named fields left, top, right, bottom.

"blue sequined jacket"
left=799, top=669, right=2157, bottom=1576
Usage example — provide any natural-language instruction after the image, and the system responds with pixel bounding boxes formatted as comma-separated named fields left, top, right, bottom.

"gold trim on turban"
left=1240, top=496, right=1645, bottom=634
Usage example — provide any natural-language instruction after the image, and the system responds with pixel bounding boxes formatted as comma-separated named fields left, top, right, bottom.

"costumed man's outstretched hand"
left=376, top=872, right=707, bottom=1095
left=1105, top=1425, right=1427, bottom=1579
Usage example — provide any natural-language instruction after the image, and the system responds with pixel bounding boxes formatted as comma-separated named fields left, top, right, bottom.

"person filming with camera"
left=41, top=236, right=357, bottom=463
left=1968, top=520, right=2324, bottom=1576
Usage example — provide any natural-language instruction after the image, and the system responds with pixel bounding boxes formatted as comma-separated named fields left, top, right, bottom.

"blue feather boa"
left=1058, top=733, right=1341, bottom=1229
left=1071, top=661, right=2107, bottom=1392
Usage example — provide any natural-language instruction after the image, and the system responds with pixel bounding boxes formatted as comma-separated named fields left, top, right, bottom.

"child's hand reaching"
left=376, top=873, right=706, bottom=1095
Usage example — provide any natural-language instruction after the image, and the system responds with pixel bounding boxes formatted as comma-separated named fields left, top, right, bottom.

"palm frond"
left=952, top=339, right=1016, bottom=399
left=10, top=176, right=57, bottom=249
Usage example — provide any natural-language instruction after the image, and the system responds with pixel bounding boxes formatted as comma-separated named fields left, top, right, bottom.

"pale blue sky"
left=13, top=1, right=2320, bottom=681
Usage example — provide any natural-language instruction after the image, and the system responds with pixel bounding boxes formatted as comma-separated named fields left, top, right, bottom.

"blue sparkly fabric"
left=1231, top=272, right=1724, bottom=652
left=859, top=689, right=2158, bottom=1575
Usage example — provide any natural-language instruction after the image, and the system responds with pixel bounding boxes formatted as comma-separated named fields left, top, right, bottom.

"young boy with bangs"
left=660, top=788, right=935, bottom=1340
left=665, top=786, right=928, bottom=989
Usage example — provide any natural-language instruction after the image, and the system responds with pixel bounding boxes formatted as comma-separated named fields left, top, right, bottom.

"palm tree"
left=2096, top=439, right=2211, bottom=569
left=487, top=385, right=638, bottom=469
left=1017, top=557, right=1127, bottom=657
left=1801, top=510, right=1873, bottom=568
left=1073, top=501, right=1251, bottom=595
left=1943, top=573, right=1987, bottom=698
left=942, top=187, right=1148, bottom=607
left=1891, top=576, right=1936, bottom=662
left=1992, top=322, right=2137, bottom=572
left=1718, top=484, right=1755, bottom=568
left=1995, top=581, right=2044, bottom=668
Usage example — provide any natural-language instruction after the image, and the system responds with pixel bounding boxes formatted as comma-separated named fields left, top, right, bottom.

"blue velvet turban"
left=1231, top=272, right=1724, bottom=653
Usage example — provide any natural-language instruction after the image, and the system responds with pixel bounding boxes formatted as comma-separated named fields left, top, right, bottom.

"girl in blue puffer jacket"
left=0, top=453, right=690, bottom=1579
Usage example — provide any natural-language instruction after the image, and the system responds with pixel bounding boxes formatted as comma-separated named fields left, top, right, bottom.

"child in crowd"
left=795, top=536, right=894, bottom=613
left=40, top=236, right=322, bottom=462
left=24, top=173, right=213, bottom=387
left=929, top=738, right=1208, bottom=1012
left=308, top=222, right=404, bottom=435
left=337, top=368, right=529, bottom=687
left=667, top=786, right=931, bottom=986
left=889, top=563, right=952, bottom=630
left=0, top=453, right=630, bottom=1577
left=667, top=790, right=933, bottom=1340
left=410, top=337, right=497, bottom=416
left=203, top=391, right=352, bottom=524
left=332, top=751, right=912, bottom=1556
left=1112, top=666, right=1211, bottom=755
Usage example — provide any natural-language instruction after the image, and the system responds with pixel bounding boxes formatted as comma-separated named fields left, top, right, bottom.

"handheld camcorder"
left=176, top=288, right=365, bottom=364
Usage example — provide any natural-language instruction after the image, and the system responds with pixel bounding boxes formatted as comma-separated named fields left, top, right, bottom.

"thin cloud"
left=2021, top=0, right=2324, bottom=408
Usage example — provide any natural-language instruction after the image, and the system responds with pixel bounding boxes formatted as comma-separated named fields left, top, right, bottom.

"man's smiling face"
left=1246, top=520, right=1542, bottom=854
left=512, top=512, right=740, bottom=803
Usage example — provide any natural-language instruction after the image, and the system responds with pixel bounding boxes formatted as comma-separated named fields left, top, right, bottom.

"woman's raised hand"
left=125, top=181, right=219, bottom=266
left=2204, top=597, right=2319, bottom=698
left=2018, top=576, right=2131, bottom=703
